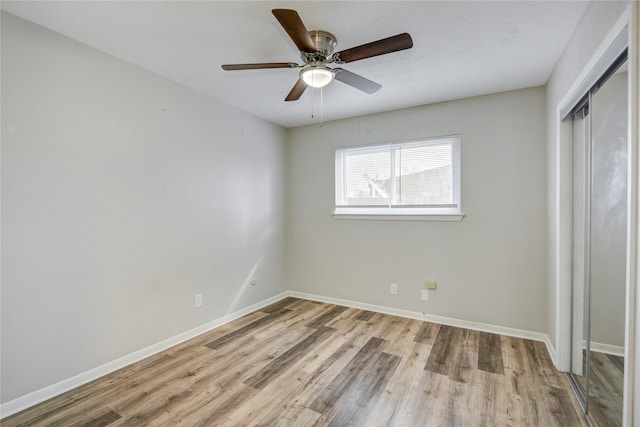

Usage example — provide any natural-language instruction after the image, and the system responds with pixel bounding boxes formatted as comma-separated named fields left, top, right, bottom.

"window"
left=334, top=135, right=462, bottom=219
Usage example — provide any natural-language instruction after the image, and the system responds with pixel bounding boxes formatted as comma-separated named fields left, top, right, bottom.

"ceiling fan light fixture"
left=301, top=66, right=333, bottom=88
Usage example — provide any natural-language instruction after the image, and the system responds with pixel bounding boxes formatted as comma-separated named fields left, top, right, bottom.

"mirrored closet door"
left=567, top=52, right=628, bottom=427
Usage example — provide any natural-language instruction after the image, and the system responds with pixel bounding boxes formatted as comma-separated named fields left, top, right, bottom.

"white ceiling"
left=1, top=1, right=589, bottom=128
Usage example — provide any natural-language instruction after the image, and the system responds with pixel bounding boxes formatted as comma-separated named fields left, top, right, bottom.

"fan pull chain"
left=309, top=86, right=323, bottom=127
left=320, top=86, right=324, bottom=127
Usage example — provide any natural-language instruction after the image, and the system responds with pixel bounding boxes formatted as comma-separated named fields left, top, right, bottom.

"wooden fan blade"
left=285, top=79, right=307, bottom=101
left=272, top=9, right=317, bottom=54
left=333, top=68, right=381, bottom=94
left=222, top=62, right=298, bottom=71
left=335, top=33, right=413, bottom=63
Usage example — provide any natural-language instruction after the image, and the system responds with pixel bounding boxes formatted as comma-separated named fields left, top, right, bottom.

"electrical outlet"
left=421, top=289, right=429, bottom=301
left=195, top=293, right=203, bottom=307
left=390, top=283, right=398, bottom=295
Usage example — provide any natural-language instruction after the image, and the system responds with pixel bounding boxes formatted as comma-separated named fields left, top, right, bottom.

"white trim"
left=554, top=116, right=571, bottom=370
left=627, top=3, right=640, bottom=426
left=332, top=213, right=465, bottom=222
left=287, top=290, right=554, bottom=361
left=545, top=334, right=559, bottom=368
left=557, top=12, right=631, bottom=121
left=589, top=341, right=626, bottom=358
left=559, top=27, right=629, bottom=120
left=0, top=292, right=289, bottom=420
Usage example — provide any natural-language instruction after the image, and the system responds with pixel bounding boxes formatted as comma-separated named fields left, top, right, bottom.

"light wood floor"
left=2, top=298, right=588, bottom=426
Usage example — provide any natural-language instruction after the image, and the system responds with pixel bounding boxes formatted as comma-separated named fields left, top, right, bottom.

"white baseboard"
left=287, top=291, right=554, bottom=354
left=588, top=341, right=625, bottom=357
left=544, top=335, right=559, bottom=368
left=1, top=290, right=556, bottom=420
left=0, top=292, right=289, bottom=420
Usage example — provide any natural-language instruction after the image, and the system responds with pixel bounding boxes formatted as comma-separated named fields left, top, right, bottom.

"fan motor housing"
left=302, top=30, right=337, bottom=62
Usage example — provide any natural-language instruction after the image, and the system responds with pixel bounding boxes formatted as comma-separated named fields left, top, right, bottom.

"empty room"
left=1, top=1, right=639, bottom=426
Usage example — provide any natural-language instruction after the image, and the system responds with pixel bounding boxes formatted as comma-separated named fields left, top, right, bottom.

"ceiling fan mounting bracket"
left=301, top=30, right=337, bottom=63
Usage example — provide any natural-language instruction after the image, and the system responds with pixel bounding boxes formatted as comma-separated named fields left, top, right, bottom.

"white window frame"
left=334, top=135, right=464, bottom=221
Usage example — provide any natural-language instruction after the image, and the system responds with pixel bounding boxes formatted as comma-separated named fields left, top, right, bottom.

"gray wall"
left=1, top=12, right=287, bottom=403
left=286, top=87, right=548, bottom=333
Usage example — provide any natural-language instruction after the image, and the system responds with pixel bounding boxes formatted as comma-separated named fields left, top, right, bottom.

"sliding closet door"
left=568, top=59, right=628, bottom=426
left=587, top=69, right=627, bottom=426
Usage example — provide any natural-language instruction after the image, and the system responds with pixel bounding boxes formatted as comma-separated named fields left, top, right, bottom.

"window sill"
left=332, top=211, right=465, bottom=222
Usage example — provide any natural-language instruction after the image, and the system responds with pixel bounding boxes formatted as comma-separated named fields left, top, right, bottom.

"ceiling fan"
left=221, top=9, right=413, bottom=101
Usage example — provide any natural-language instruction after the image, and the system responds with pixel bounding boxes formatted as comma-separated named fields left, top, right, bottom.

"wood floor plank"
left=363, top=337, right=429, bottom=426
left=223, top=368, right=313, bottom=427
left=413, top=321, right=441, bottom=344
left=372, top=314, right=409, bottom=343
left=315, top=310, right=376, bottom=349
left=424, top=325, right=479, bottom=384
left=387, top=369, right=446, bottom=426
left=327, top=352, right=401, bottom=427
left=198, top=329, right=310, bottom=390
left=309, top=336, right=386, bottom=415
left=448, top=328, right=479, bottom=384
left=251, top=301, right=330, bottom=339
left=478, top=331, right=504, bottom=375
left=2, top=298, right=588, bottom=427
left=474, top=369, right=508, bottom=427
left=424, top=324, right=457, bottom=376
left=68, top=407, right=121, bottom=427
left=260, top=297, right=298, bottom=313
left=204, top=308, right=293, bottom=350
left=108, top=387, right=192, bottom=427
left=139, top=381, right=225, bottom=425
left=7, top=349, right=206, bottom=427
left=189, top=384, right=259, bottom=427
left=354, top=309, right=376, bottom=321
left=505, top=336, right=589, bottom=426
left=305, top=305, right=349, bottom=328
left=383, top=318, right=423, bottom=357
left=523, top=340, right=566, bottom=389
left=244, top=325, right=335, bottom=389
left=107, top=353, right=176, bottom=382
left=153, top=370, right=252, bottom=426
left=250, top=342, right=358, bottom=427
left=147, top=325, right=315, bottom=425
left=502, top=335, right=547, bottom=425
left=165, top=310, right=268, bottom=357
left=296, top=326, right=359, bottom=376
left=552, top=386, right=588, bottom=427
left=1, top=352, right=175, bottom=427
left=254, top=404, right=323, bottom=427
